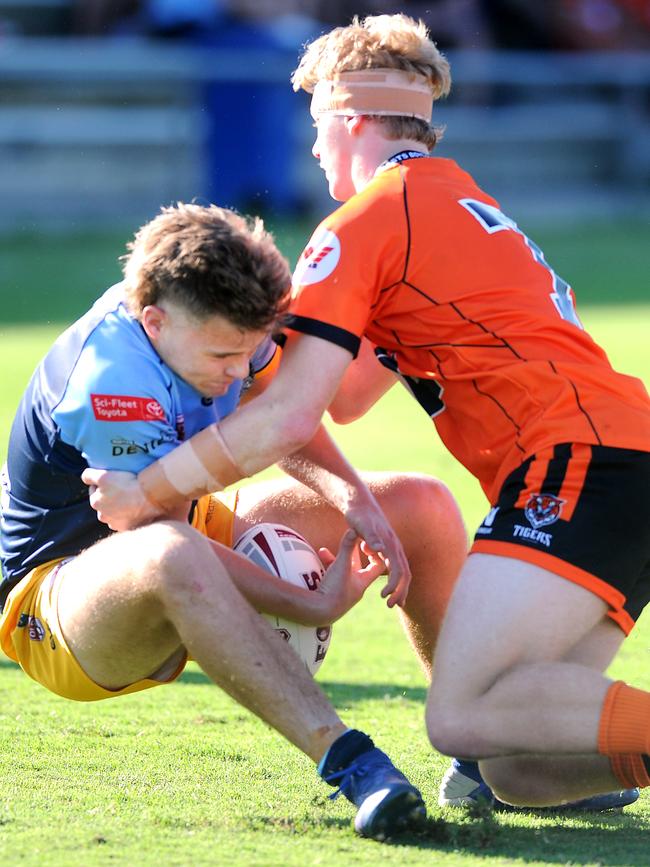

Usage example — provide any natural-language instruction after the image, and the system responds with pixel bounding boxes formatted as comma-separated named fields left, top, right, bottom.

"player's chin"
left=329, top=184, right=347, bottom=203
left=203, top=382, right=230, bottom=397
left=330, top=178, right=355, bottom=203
left=327, top=176, right=346, bottom=202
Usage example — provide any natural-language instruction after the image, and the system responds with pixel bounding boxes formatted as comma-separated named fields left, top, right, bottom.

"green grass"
left=1, top=582, right=650, bottom=866
left=1, top=225, right=649, bottom=865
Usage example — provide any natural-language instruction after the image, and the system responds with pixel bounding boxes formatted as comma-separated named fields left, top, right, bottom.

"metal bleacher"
left=435, top=50, right=650, bottom=223
left=0, top=35, right=649, bottom=230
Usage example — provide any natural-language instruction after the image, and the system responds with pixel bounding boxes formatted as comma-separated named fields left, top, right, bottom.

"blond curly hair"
left=292, top=14, right=451, bottom=150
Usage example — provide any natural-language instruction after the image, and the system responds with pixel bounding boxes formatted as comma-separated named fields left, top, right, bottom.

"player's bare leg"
left=57, top=520, right=346, bottom=760
left=234, top=471, right=467, bottom=674
left=474, top=619, right=626, bottom=806
left=57, top=519, right=427, bottom=838
left=427, top=553, right=632, bottom=803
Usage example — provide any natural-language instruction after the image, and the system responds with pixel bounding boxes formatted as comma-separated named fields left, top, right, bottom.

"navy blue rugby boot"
left=438, top=758, right=639, bottom=811
left=319, top=729, right=426, bottom=840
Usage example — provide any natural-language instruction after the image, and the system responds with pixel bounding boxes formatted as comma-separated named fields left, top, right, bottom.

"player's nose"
left=225, top=355, right=249, bottom=379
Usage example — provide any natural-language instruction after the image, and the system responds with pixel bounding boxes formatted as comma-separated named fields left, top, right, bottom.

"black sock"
left=319, top=729, right=375, bottom=782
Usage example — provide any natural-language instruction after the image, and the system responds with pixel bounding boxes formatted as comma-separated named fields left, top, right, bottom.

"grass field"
left=0, top=225, right=649, bottom=865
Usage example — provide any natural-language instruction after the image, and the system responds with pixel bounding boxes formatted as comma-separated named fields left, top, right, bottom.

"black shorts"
left=471, top=444, right=650, bottom=634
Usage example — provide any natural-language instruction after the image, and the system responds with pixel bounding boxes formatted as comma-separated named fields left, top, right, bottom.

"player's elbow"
left=278, top=408, right=323, bottom=453
left=327, top=393, right=366, bottom=424
left=327, top=402, right=363, bottom=425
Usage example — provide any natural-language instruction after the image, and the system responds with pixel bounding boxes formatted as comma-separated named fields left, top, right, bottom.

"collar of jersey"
left=375, top=150, right=429, bottom=176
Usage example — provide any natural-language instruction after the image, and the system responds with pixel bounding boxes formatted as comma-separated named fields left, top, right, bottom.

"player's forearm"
left=211, top=542, right=337, bottom=626
left=138, top=423, right=245, bottom=511
left=138, top=396, right=318, bottom=512
left=277, top=424, right=375, bottom=517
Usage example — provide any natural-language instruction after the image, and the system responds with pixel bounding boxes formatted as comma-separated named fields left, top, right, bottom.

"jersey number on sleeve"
left=459, top=199, right=583, bottom=329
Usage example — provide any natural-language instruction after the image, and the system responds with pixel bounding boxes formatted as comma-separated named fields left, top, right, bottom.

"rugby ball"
left=233, top=523, right=332, bottom=675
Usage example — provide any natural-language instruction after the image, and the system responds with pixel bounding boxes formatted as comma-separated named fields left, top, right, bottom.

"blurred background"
left=0, top=0, right=648, bottom=324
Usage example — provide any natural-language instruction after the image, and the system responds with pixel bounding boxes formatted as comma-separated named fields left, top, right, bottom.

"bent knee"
left=426, top=701, right=479, bottom=758
left=367, top=471, right=455, bottom=509
left=367, top=473, right=466, bottom=537
left=129, top=519, right=200, bottom=558
left=122, top=520, right=214, bottom=592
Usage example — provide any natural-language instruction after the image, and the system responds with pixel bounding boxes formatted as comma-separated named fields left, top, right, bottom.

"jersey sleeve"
left=52, top=334, right=179, bottom=473
left=286, top=175, right=408, bottom=358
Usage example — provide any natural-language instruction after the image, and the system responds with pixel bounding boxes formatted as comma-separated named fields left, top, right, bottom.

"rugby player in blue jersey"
left=0, top=202, right=470, bottom=840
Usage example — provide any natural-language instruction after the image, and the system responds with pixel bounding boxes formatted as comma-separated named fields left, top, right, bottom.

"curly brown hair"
left=292, top=14, right=451, bottom=150
left=122, top=203, right=291, bottom=331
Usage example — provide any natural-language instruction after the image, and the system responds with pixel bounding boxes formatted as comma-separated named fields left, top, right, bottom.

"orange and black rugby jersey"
left=287, top=157, right=650, bottom=501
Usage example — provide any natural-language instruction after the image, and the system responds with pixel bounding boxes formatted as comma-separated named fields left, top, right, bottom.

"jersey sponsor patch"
left=17, top=612, right=46, bottom=641
left=90, top=394, right=166, bottom=422
left=110, top=435, right=174, bottom=456
left=293, top=228, right=341, bottom=286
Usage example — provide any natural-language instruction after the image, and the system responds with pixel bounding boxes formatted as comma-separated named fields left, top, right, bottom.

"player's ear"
left=141, top=304, right=167, bottom=340
left=344, top=115, right=365, bottom=136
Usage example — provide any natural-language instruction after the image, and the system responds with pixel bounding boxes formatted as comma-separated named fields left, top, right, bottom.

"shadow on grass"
left=177, top=669, right=427, bottom=704
left=319, top=680, right=427, bottom=705
left=246, top=802, right=650, bottom=863
left=3, top=660, right=425, bottom=707
left=390, top=807, right=650, bottom=862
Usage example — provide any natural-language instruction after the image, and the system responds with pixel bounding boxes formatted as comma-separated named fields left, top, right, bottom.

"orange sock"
left=609, top=754, right=650, bottom=789
left=598, top=680, right=650, bottom=756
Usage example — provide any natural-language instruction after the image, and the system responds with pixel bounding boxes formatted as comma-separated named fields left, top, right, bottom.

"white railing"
left=0, top=38, right=648, bottom=228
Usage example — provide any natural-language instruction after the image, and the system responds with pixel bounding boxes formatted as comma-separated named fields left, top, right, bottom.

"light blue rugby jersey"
left=0, top=283, right=277, bottom=600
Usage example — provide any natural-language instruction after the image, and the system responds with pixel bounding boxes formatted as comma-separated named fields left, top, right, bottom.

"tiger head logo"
left=524, top=493, right=564, bottom=529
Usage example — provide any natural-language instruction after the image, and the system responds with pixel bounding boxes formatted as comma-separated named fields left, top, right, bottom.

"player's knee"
left=411, top=475, right=466, bottom=558
left=381, top=474, right=467, bottom=596
left=407, top=472, right=459, bottom=513
left=128, top=520, right=212, bottom=599
left=409, top=474, right=465, bottom=543
left=368, top=472, right=465, bottom=536
left=426, top=699, right=476, bottom=758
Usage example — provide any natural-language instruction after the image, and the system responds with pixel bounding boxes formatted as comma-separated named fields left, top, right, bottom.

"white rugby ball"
left=233, top=523, right=332, bottom=675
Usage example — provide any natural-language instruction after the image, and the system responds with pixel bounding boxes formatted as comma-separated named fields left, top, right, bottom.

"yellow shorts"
left=0, top=491, right=238, bottom=702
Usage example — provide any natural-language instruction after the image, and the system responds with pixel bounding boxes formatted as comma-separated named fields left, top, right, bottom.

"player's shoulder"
left=321, top=156, right=476, bottom=232
left=55, top=285, right=172, bottom=412
left=80, top=288, right=161, bottom=376
left=397, top=157, right=491, bottom=207
left=48, top=283, right=133, bottom=366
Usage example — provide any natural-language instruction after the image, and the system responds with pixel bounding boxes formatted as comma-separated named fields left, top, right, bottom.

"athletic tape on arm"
left=139, top=424, right=245, bottom=509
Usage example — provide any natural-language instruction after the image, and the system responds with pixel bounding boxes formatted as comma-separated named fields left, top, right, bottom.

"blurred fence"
left=0, top=37, right=649, bottom=231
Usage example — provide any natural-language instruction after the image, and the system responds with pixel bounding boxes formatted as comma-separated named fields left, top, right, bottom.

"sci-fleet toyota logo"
left=90, top=394, right=165, bottom=422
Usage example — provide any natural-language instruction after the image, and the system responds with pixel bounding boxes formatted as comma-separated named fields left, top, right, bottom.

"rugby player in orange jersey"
left=85, top=14, right=650, bottom=810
